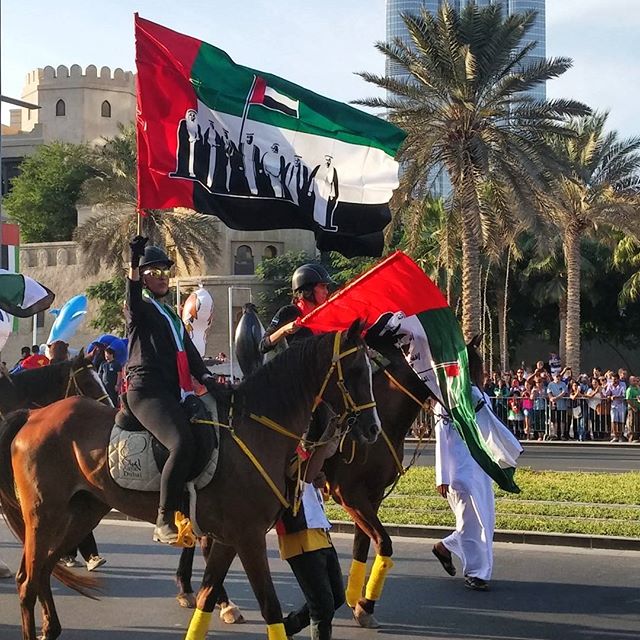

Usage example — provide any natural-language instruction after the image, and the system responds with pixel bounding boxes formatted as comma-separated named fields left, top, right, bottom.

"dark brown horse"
left=0, top=351, right=113, bottom=415
left=0, top=325, right=380, bottom=640
left=175, top=333, right=430, bottom=627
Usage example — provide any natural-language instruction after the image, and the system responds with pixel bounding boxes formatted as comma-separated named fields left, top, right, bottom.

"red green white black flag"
left=134, top=15, right=406, bottom=257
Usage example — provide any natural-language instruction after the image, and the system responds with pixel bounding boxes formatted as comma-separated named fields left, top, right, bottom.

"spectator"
left=494, top=379, right=511, bottom=424
left=548, top=353, right=562, bottom=377
left=586, top=378, right=604, bottom=440
left=527, top=361, right=549, bottom=385
left=31, top=344, right=41, bottom=355
left=625, top=376, right=640, bottom=443
left=522, top=380, right=534, bottom=439
left=547, top=372, right=569, bottom=440
left=569, top=381, right=586, bottom=441
left=17, top=350, right=49, bottom=370
left=513, top=369, right=526, bottom=390
left=98, top=346, right=122, bottom=406
left=507, top=386, right=523, bottom=438
left=12, top=346, right=31, bottom=370
left=560, top=367, right=574, bottom=386
left=603, top=373, right=626, bottom=442
left=531, top=379, right=547, bottom=441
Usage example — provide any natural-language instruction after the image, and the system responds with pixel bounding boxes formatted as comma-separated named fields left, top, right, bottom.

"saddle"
left=108, top=393, right=219, bottom=493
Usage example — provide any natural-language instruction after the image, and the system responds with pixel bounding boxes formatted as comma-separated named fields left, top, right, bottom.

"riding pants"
left=126, top=387, right=195, bottom=513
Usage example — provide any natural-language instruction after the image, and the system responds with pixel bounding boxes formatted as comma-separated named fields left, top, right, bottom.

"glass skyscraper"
left=386, top=1, right=546, bottom=100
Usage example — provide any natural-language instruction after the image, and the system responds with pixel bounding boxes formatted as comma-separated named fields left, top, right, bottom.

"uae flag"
left=0, top=270, right=55, bottom=318
left=298, top=252, right=519, bottom=493
left=135, top=15, right=406, bottom=257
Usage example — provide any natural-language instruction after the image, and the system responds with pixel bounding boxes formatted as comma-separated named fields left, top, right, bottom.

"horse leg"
left=183, top=540, right=236, bottom=640
left=341, top=499, right=393, bottom=628
left=176, top=545, right=197, bottom=608
left=212, top=538, right=244, bottom=624
left=236, top=536, right=286, bottom=639
left=36, top=558, right=62, bottom=640
left=345, top=524, right=371, bottom=608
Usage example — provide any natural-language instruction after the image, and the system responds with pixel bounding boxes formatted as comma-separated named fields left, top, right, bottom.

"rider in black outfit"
left=126, top=236, right=220, bottom=544
left=259, top=263, right=332, bottom=355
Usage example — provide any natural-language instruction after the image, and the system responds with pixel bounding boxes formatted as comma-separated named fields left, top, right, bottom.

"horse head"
left=323, top=319, right=381, bottom=446
left=68, top=349, right=114, bottom=407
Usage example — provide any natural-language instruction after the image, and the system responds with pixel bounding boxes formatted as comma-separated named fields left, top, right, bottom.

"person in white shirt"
left=432, top=384, right=522, bottom=591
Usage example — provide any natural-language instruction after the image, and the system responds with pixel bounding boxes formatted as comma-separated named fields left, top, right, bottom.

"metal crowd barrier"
left=407, top=395, right=640, bottom=442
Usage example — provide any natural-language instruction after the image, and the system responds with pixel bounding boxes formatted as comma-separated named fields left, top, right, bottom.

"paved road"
left=2, top=520, right=639, bottom=639
left=404, top=442, right=640, bottom=472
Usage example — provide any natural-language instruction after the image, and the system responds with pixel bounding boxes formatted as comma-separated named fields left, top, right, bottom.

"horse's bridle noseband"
left=65, top=364, right=110, bottom=404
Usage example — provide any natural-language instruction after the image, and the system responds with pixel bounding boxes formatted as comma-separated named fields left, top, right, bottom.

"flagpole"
left=237, top=75, right=258, bottom=146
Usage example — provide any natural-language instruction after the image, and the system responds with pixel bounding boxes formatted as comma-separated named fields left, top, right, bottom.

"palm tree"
left=545, top=113, right=640, bottom=372
left=355, top=1, right=589, bottom=339
left=76, top=123, right=221, bottom=274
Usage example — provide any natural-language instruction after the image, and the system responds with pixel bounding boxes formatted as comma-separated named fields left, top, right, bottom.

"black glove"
left=129, top=235, right=148, bottom=268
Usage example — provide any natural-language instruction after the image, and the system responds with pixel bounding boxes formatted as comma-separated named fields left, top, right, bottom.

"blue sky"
left=2, top=0, right=638, bottom=138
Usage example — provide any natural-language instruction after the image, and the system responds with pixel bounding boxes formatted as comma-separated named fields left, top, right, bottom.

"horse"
left=0, top=351, right=113, bottom=415
left=174, top=332, right=431, bottom=626
left=175, top=334, right=485, bottom=629
left=0, top=324, right=380, bottom=640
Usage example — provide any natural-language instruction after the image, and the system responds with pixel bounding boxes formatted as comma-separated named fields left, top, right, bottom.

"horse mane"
left=234, top=333, right=333, bottom=417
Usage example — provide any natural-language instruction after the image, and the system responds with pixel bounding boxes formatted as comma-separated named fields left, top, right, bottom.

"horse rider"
left=259, top=263, right=332, bottom=355
left=126, top=236, right=222, bottom=544
left=259, top=263, right=345, bottom=639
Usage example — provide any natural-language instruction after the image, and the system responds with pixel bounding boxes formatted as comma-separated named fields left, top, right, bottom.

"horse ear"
left=78, top=347, right=89, bottom=362
left=346, top=318, right=365, bottom=342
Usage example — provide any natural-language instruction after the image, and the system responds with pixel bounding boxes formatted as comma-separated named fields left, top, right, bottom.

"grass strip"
left=326, top=467, right=640, bottom=538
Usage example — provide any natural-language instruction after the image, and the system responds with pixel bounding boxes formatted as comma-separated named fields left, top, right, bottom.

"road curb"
left=101, top=512, right=640, bottom=551
left=405, top=438, right=640, bottom=448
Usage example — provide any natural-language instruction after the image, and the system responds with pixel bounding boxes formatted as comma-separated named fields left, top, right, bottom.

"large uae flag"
left=135, top=16, right=406, bottom=257
left=298, top=252, right=519, bottom=493
left=0, top=270, right=55, bottom=318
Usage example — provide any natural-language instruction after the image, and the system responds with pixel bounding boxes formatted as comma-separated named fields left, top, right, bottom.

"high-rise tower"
left=385, top=1, right=546, bottom=99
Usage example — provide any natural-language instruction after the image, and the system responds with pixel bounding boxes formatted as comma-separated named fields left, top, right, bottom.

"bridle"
left=64, top=363, right=110, bottom=404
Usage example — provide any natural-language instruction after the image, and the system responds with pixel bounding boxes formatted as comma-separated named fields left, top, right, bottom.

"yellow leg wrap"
left=184, top=609, right=212, bottom=640
left=364, top=555, right=394, bottom=602
left=175, top=511, right=197, bottom=548
left=345, top=559, right=367, bottom=607
left=266, top=622, right=288, bottom=640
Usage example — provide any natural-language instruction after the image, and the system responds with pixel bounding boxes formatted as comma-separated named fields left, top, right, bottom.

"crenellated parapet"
left=24, top=64, right=135, bottom=90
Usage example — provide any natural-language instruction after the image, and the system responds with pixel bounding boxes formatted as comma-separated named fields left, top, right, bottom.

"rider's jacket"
left=258, top=300, right=315, bottom=355
left=125, top=278, right=208, bottom=394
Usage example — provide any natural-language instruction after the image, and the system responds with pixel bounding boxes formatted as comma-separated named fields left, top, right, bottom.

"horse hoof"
left=219, top=601, right=246, bottom=624
left=176, top=593, right=196, bottom=609
left=353, top=603, right=380, bottom=629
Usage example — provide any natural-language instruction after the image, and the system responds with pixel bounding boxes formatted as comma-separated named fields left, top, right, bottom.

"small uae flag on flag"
left=298, top=252, right=520, bottom=493
left=248, top=77, right=299, bottom=118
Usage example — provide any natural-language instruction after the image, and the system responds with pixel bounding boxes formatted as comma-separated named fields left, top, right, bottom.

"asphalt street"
left=404, top=442, right=640, bottom=472
left=1, top=520, right=639, bottom=640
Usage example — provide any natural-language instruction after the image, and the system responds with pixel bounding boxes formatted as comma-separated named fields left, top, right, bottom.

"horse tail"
left=0, top=409, right=29, bottom=541
left=0, top=409, right=100, bottom=598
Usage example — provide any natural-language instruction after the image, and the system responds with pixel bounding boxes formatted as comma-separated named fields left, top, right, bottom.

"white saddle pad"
left=108, top=394, right=220, bottom=493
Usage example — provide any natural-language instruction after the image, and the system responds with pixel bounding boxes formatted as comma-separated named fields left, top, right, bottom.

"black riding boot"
left=153, top=507, right=178, bottom=545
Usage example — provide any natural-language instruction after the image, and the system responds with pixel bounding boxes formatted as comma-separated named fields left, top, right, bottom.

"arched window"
left=263, top=245, right=278, bottom=259
left=234, top=245, right=255, bottom=275
left=101, top=100, right=111, bottom=118
left=55, top=99, right=66, bottom=116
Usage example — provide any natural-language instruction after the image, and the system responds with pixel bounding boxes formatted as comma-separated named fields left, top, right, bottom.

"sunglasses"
left=143, top=267, right=172, bottom=279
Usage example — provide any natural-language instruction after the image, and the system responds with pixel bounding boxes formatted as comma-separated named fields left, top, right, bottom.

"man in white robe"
left=432, top=386, right=522, bottom=590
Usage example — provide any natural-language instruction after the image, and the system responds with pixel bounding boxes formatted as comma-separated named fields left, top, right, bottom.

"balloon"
left=46, top=295, right=88, bottom=345
left=181, top=286, right=214, bottom=357
left=0, top=309, right=12, bottom=351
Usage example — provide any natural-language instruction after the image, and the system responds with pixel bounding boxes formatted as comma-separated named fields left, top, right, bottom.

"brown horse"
left=175, top=333, right=430, bottom=626
left=0, top=351, right=113, bottom=415
left=0, top=325, right=380, bottom=640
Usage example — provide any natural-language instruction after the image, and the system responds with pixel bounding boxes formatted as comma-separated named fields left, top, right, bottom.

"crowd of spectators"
left=482, top=354, right=640, bottom=443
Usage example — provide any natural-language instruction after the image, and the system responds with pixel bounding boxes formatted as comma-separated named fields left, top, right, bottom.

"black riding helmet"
left=139, top=246, right=174, bottom=270
left=292, top=263, right=333, bottom=292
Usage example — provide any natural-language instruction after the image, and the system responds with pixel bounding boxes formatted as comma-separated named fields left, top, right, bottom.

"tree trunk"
left=559, top=296, right=567, bottom=366
left=497, top=247, right=511, bottom=372
left=564, top=230, right=581, bottom=373
left=460, top=218, right=482, bottom=341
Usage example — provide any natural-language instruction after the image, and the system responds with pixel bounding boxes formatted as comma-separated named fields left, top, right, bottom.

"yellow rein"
left=194, top=330, right=377, bottom=510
